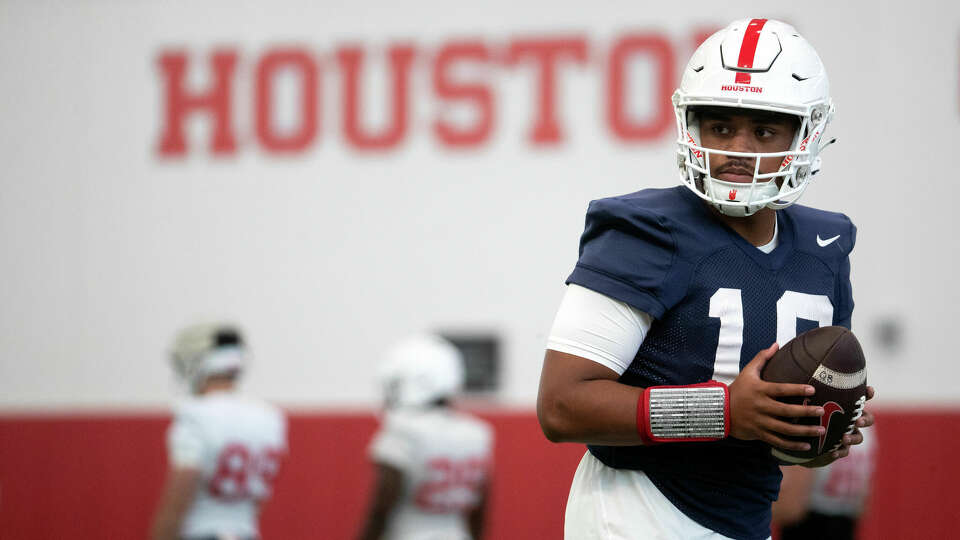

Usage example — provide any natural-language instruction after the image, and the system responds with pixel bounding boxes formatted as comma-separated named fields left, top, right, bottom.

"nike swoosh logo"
left=817, top=234, right=840, bottom=247
left=818, top=401, right=845, bottom=453
left=802, top=398, right=846, bottom=453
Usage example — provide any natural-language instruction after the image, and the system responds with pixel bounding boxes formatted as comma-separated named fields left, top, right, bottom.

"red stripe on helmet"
left=736, top=18, right=768, bottom=70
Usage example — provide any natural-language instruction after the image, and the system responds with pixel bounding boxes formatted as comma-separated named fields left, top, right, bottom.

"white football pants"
left=564, top=451, right=753, bottom=540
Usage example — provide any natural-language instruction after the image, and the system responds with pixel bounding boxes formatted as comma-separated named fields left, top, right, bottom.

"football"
left=760, top=326, right=867, bottom=464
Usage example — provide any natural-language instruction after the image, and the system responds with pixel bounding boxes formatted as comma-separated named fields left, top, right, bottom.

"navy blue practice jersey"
left=567, top=186, right=856, bottom=540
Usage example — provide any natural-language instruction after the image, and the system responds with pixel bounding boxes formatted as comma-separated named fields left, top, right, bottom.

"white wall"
left=1, top=1, right=957, bottom=409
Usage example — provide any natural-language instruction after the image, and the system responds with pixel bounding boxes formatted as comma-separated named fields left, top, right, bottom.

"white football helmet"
left=378, top=334, right=465, bottom=408
left=170, top=323, right=246, bottom=392
left=674, top=18, right=836, bottom=217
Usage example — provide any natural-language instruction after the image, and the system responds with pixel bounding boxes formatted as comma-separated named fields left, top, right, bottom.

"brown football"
left=759, top=326, right=868, bottom=464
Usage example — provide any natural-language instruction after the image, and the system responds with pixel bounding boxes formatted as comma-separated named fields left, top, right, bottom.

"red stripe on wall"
left=0, top=409, right=958, bottom=539
left=736, top=18, right=768, bottom=70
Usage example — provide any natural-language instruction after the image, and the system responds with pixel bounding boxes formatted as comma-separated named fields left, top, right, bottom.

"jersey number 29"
left=414, top=457, right=488, bottom=512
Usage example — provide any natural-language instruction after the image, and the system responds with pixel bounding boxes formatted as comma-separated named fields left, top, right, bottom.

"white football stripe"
left=812, top=365, right=867, bottom=389
left=771, top=448, right=815, bottom=464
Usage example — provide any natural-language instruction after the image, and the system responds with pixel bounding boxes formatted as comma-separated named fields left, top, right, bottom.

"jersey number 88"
left=208, top=443, right=284, bottom=501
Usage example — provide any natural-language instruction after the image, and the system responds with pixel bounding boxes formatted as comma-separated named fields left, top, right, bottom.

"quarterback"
left=537, top=19, right=875, bottom=540
left=151, top=324, right=287, bottom=540
left=359, top=334, right=494, bottom=540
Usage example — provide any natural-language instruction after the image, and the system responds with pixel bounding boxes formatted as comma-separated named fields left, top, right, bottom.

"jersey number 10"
left=709, top=289, right=834, bottom=383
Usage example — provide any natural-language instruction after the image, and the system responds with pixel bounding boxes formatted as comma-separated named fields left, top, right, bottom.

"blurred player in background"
left=773, top=427, right=876, bottom=539
left=358, top=334, right=494, bottom=540
left=537, top=19, right=875, bottom=539
left=151, top=324, right=287, bottom=540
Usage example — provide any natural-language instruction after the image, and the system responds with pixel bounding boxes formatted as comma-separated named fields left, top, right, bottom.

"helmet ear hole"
left=811, top=106, right=825, bottom=125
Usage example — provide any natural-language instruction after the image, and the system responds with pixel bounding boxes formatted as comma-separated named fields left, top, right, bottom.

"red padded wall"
left=0, top=409, right=957, bottom=539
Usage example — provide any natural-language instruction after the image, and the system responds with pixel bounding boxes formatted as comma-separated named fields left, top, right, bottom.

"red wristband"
left=636, top=381, right=730, bottom=444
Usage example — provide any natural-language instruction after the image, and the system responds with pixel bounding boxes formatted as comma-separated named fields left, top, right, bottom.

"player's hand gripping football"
left=800, top=385, right=876, bottom=468
left=728, top=343, right=827, bottom=452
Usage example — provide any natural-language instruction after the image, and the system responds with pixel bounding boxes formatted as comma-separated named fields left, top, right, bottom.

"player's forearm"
left=468, top=508, right=485, bottom=538
left=771, top=466, right=813, bottom=526
left=149, top=510, right=180, bottom=540
left=468, top=491, right=488, bottom=539
left=538, top=378, right=645, bottom=446
left=357, top=510, right=389, bottom=540
left=151, top=468, right=197, bottom=540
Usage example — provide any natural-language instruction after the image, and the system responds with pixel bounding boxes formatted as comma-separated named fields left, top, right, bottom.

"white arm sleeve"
left=167, top=417, right=205, bottom=469
left=546, top=284, right=653, bottom=375
left=368, top=413, right=416, bottom=470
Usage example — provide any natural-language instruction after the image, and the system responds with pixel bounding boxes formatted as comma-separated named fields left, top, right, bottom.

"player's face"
left=698, top=108, right=798, bottom=184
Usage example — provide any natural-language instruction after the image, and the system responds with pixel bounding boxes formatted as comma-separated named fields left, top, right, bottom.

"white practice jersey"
left=167, top=392, right=287, bottom=538
left=369, top=407, right=494, bottom=540
left=807, top=428, right=876, bottom=516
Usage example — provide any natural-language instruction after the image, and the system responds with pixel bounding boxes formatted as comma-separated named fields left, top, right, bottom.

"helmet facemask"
left=675, top=101, right=833, bottom=217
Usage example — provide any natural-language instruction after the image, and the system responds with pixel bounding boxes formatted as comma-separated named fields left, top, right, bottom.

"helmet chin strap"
left=703, top=176, right=780, bottom=217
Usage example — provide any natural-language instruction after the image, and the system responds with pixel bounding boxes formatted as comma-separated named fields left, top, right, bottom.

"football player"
left=358, top=334, right=494, bottom=540
left=151, top=324, right=287, bottom=540
left=773, top=427, right=877, bottom=539
left=537, top=19, right=876, bottom=539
